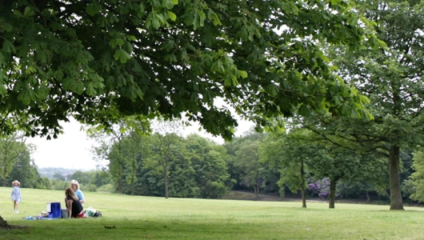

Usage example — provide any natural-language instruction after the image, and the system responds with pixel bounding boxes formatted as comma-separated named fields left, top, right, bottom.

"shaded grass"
left=0, top=187, right=424, bottom=239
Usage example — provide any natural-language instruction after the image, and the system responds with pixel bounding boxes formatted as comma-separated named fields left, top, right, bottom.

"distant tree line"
left=1, top=123, right=422, bottom=210
left=86, top=121, right=422, bottom=208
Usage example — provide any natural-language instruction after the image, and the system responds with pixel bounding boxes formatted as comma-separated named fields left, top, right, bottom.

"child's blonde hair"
left=12, top=180, right=20, bottom=187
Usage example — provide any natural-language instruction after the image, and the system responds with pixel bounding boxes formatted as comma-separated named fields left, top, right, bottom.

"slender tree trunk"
left=3, top=154, right=7, bottom=187
left=366, top=191, right=370, bottom=202
left=300, top=159, right=306, bottom=208
left=164, top=159, right=169, bottom=199
left=118, top=165, right=123, bottom=194
left=2, top=175, right=6, bottom=187
left=253, top=184, right=258, bottom=200
left=301, top=187, right=306, bottom=208
left=117, top=141, right=123, bottom=194
left=389, top=145, right=404, bottom=210
left=329, top=178, right=336, bottom=209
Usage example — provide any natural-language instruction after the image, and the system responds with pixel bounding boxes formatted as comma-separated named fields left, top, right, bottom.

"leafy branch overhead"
left=0, top=0, right=380, bottom=139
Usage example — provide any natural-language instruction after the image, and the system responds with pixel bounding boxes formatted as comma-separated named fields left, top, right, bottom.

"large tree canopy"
left=0, top=0, right=379, bottom=139
left=301, top=0, right=424, bottom=210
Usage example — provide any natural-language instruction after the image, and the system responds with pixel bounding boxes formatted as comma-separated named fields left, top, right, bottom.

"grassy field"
left=0, top=187, right=423, bottom=239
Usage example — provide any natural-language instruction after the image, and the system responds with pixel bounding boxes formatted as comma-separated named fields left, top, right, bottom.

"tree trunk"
left=301, top=187, right=306, bottom=208
left=164, top=159, right=169, bottom=199
left=0, top=215, right=11, bottom=230
left=3, top=163, right=7, bottom=187
left=118, top=166, right=123, bottom=194
left=255, top=185, right=259, bottom=200
left=366, top=191, right=370, bottom=202
left=389, top=145, right=404, bottom=210
left=329, top=177, right=336, bottom=209
left=117, top=142, right=123, bottom=194
left=300, top=159, right=306, bottom=208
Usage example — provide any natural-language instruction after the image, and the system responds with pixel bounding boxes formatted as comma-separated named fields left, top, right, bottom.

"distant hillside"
left=37, top=167, right=80, bottom=179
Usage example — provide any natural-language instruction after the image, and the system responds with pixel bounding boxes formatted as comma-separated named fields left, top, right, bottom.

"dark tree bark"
left=255, top=184, right=259, bottom=200
left=164, top=158, right=169, bottom=199
left=300, top=159, right=307, bottom=208
left=117, top=165, right=123, bottom=194
left=0, top=215, right=11, bottom=230
left=0, top=215, right=28, bottom=230
left=389, top=145, right=404, bottom=210
left=329, top=178, right=337, bottom=209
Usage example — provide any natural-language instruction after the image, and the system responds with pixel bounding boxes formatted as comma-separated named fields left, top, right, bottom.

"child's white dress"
left=11, top=186, right=22, bottom=202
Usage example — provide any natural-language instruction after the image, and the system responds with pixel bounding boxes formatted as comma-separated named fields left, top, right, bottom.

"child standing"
left=11, top=180, right=22, bottom=214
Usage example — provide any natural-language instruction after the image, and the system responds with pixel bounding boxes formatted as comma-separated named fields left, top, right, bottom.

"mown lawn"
left=0, top=187, right=423, bottom=239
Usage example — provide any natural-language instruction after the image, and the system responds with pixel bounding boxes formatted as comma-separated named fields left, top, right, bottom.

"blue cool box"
left=48, top=202, right=62, bottom=218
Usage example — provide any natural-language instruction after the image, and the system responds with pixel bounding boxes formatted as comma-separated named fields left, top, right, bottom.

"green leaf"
left=171, top=0, right=178, bottom=4
left=168, top=11, right=177, bottom=21
left=54, top=70, right=64, bottom=81
left=0, top=84, right=6, bottom=95
left=24, top=7, right=35, bottom=17
left=0, top=22, right=13, bottom=32
left=298, top=104, right=310, bottom=116
left=18, top=89, right=31, bottom=105
left=26, top=66, right=36, bottom=74
left=231, top=75, right=238, bottom=86
left=265, top=84, right=279, bottom=97
left=152, top=18, right=161, bottom=28
left=86, top=3, right=102, bottom=16
left=0, top=53, right=5, bottom=66
left=114, top=49, right=131, bottom=63
left=86, top=83, right=96, bottom=96
left=62, top=77, right=74, bottom=91
left=224, top=77, right=232, bottom=86
left=0, top=70, right=6, bottom=95
left=359, top=95, right=370, bottom=104
left=12, top=10, right=22, bottom=17
left=377, top=39, right=388, bottom=49
left=238, top=70, right=248, bottom=79
left=2, top=41, right=16, bottom=53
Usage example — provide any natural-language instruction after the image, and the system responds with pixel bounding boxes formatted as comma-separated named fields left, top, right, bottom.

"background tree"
left=303, top=0, right=424, bottom=210
left=6, top=143, right=47, bottom=188
left=149, top=122, right=181, bottom=198
left=0, top=133, right=27, bottom=186
left=92, top=170, right=112, bottom=188
left=260, top=129, right=321, bottom=208
left=186, top=134, right=233, bottom=198
left=146, top=119, right=185, bottom=199
left=225, top=132, right=267, bottom=199
left=120, top=133, right=143, bottom=195
left=89, top=118, right=147, bottom=193
left=405, top=151, right=424, bottom=202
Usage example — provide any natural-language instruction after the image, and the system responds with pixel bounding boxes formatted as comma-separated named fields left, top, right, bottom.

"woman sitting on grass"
left=65, top=188, right=84, bottom=218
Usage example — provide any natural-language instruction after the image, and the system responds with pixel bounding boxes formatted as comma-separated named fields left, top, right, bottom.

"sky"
left=26, top=117, right=254, bottom=171
left=26, top=118, right=98, bottom=170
